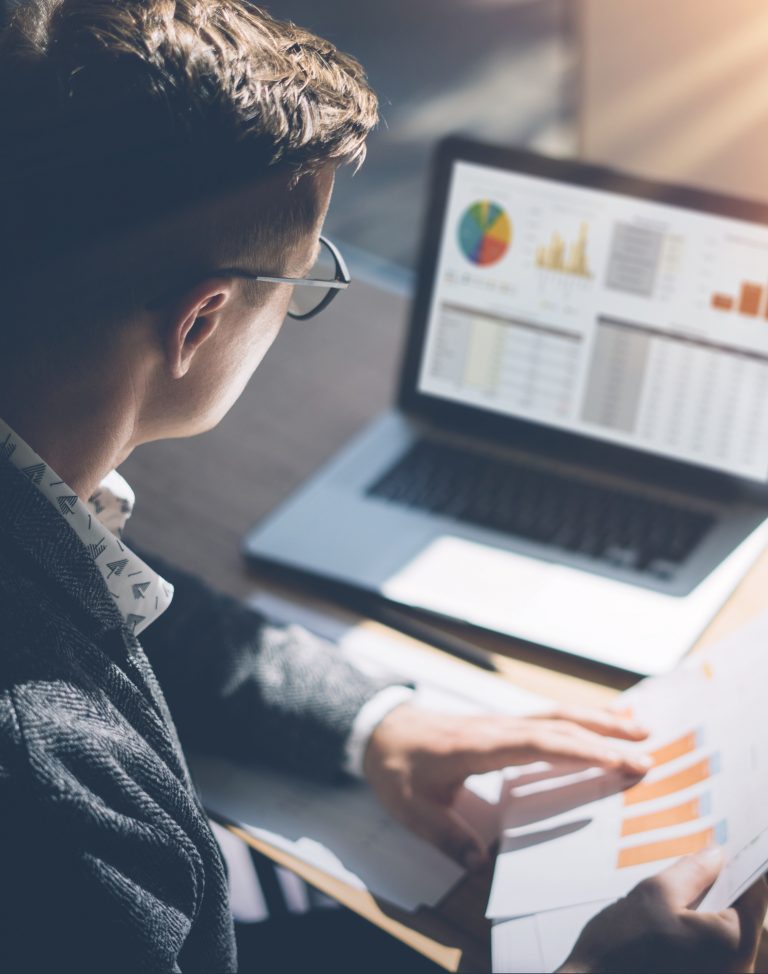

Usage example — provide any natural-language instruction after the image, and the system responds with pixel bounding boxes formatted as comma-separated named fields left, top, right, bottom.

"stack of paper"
left=489, top=608, right=768, bottom=972
left=191, top=591, right=549, bottom=912
left=191, top=590, right=768, bottom=964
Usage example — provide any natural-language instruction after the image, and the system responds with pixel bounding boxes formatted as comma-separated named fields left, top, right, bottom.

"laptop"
left=243, top=137, right=768, bottom=675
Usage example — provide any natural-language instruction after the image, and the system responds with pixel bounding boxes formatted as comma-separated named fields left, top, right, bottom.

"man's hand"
left=363, top=703, right=650, bottom=869
left=559, top=849, right=768, bottom=973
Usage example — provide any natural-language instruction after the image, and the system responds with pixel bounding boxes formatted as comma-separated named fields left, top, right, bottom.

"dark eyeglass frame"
left=214, top=234, right=350, bottom=320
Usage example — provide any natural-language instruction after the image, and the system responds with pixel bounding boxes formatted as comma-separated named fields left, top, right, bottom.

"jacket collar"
left=0, top=420, right=173, bottom=635
left=0, top=458, right=124, bottom=637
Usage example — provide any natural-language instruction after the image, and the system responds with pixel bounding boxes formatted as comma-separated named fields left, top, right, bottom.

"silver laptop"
left=244, top=137, right=768, bottom=675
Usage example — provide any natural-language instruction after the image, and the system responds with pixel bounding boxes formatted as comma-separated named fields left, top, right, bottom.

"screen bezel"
left=397, top=136, right=768, bottom=501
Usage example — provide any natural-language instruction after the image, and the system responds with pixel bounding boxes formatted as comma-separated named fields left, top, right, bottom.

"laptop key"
left=604, top=544, right=640, bottom=570
left=647, top=558, right=678, bottom=581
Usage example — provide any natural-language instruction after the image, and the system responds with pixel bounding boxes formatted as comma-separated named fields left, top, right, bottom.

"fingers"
left=682, top=871, right=768, bottom=964
left=541, top=705, right=649, bottom=741
left=403, top=797, right=488, bottom=871
left=644, top=847, right=724, bottom=907
left=522, top=728, right=652, bottom=775
left=461, top=721, right=652, bottom=778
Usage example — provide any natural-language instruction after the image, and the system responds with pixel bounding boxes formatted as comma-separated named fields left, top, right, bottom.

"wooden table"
left=121, top=279, right=768, bottom=972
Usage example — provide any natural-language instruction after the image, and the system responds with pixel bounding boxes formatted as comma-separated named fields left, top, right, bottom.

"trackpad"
left=379, top=534, right=723, bottom=672
left=382, top=534, right=589, bottom=634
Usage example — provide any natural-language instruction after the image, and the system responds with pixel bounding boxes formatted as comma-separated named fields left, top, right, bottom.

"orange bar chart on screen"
left=738, top=282, right=763, bottom=316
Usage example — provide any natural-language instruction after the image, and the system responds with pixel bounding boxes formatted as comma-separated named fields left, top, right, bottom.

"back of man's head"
left=0, top=0, right=378, bottom=356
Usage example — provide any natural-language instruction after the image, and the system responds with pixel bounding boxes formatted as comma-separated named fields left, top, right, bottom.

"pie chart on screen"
left=458, top=200, right=512, bottom=266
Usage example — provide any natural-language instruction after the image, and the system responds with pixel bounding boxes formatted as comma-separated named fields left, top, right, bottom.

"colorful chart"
left=617, top=821, right=727, bottom=869
left=458, top=200, right=512, bottom=267
left=622, top=754, right=716, bottom=806
left=536, top=222, right=592, bottom=277
left=614, top=726, right=724, bottom=870
left=711, top=280, right=768, bottom=318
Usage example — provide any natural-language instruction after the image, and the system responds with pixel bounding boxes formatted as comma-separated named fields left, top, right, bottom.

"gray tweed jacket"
left=0, top=457, right=391, bottom=972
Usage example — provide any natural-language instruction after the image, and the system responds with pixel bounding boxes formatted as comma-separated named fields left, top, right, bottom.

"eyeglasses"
left=217, top=235, right=351, bottom=320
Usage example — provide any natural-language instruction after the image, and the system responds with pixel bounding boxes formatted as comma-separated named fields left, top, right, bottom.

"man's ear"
left=165, top=278, right=234, bottom=379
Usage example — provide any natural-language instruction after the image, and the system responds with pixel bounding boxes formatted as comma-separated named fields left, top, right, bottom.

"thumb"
left=651, top=847, right=724, bottom=907
left=727, top=876, right=768, bottom=942
left=408, top=798, right=488, bottom=871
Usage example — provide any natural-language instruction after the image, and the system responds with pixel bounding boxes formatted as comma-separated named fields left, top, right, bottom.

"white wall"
left=578, top=0, right=768, bottom=202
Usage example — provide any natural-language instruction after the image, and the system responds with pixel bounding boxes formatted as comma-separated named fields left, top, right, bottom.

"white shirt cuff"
left=342, top=686, right=416, bottom=779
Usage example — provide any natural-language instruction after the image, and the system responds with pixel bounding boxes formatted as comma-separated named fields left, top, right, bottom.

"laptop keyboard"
left=367, top=440, right=716, bottom=579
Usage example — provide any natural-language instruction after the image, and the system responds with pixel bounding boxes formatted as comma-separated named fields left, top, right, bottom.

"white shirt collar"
left=0, top=419, right=173, bottom=636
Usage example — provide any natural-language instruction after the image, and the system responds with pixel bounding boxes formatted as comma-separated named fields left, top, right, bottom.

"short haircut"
left=0, top=0, right=378, bottom=349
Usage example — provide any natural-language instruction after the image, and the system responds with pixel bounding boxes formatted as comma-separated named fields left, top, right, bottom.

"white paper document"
left=193, top=754, right=488, bottom=911
left=492, top=901, right=610, bottom=974
left=487, top=608, right=768, bottom=923
left=192, top=591, right=550, bottom=911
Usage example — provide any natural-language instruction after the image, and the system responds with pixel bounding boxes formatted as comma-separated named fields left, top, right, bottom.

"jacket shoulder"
left=0, top=542, right=91, bottom=661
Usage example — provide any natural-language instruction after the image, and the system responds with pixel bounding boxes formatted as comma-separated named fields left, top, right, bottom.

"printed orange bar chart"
left=621, top=795, right=709, bottom=837
left=650, top=729, right=704, bottom=768
left=617, top=821, right=727, bottom=869
left=623, top=755, right=718, bottom=806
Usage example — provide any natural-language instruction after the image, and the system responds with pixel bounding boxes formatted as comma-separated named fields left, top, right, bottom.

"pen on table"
left=372, top=603, right=500, bottom=672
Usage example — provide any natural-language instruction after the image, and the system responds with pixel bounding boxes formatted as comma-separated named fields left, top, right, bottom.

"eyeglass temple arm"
left=239, top=274, right=349, bottom=289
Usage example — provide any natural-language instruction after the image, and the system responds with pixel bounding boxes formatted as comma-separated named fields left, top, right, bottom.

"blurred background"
left=262, top=0, right=578, bottom=278
left=5, top=0, right=768, bottom=285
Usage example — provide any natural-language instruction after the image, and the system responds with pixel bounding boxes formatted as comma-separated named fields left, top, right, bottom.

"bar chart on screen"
left=535, top=222, right=592, bottom=278
left=529, top=209, right=599, bottom=314
left=711, top=280, right=768, bottom=318
left=701, top=231, right=768, bottom=331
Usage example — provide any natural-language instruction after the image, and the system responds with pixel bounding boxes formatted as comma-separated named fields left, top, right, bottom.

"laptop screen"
left=417, top=159, right=768, bottom=482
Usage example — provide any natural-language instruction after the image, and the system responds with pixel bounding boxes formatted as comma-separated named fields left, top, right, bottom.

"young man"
left=0, top=2, right=765, bottom=971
